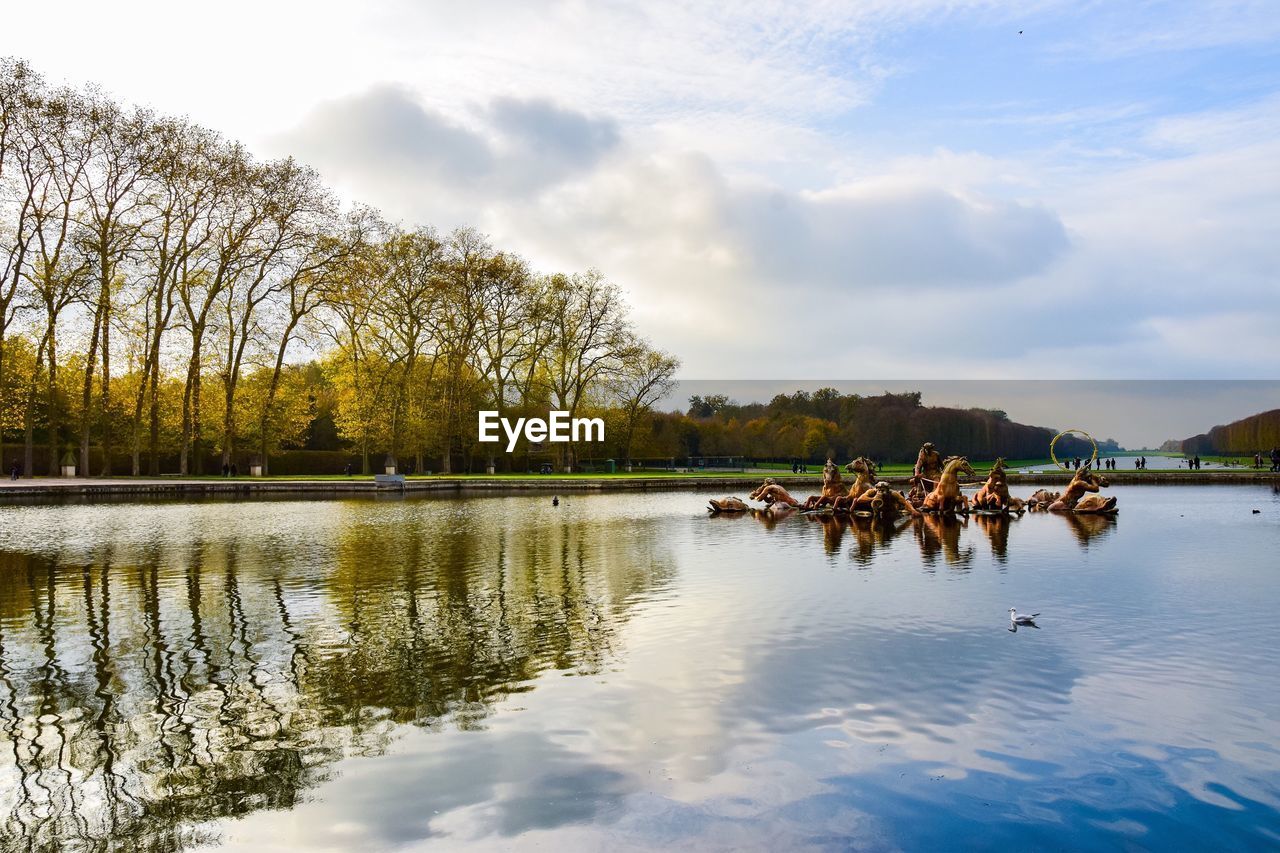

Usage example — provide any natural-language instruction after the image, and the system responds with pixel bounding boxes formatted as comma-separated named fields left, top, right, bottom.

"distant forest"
left=1176, top=408, right=1280, bottom=455
left=651, top=390, right=1118, bottom=464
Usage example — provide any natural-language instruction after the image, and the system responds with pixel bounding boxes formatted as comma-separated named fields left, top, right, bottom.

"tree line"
left=1177, top=407, right=1280, bottom=455
left=656, top=390, right=1115, bottom=463
left=0, top=58, right=678, bottom=476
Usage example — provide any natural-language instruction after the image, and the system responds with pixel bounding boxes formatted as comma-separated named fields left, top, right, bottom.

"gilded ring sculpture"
left=1050, top=428, right=1098, bottom=471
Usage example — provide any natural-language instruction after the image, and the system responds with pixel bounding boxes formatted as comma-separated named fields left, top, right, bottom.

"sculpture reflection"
left=1058, top=509, right=1118, bottom=546
left=915, top=513, right=974, bottom=568
left=973, top=513, right=1013, bottom=562
left=847, top=515, right=914, bottom=566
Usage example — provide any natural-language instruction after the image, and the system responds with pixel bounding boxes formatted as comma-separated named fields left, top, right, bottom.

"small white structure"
left=384, top=454, right=398, bottom=475
left=249, top=456, right=264, bottom=476
left=60, top=451, right=76, bottom=478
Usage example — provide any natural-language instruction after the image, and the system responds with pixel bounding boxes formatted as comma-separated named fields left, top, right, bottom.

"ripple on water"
left=0, top=486, right=1276, bottom=851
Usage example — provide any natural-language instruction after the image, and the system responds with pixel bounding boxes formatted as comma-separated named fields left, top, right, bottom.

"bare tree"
left=611, top=340, right=679, bottom=468
left=130, top=119, right=220, bottom=475
left=0, top=58, right=42, bottom=471
left=216, top=158, right=328, bottom=470
left=14, top=86, right=95, bottom=474
left=544, top=269, right=630, bottom=471
left=76, top=95, right=156, bottom=474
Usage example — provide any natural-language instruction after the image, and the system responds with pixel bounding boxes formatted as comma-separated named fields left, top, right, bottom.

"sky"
left=3, top=0, right=1278, bottom=427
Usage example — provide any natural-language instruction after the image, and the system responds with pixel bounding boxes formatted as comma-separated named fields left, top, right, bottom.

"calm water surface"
left=0, top=485, right=1277, bottom=851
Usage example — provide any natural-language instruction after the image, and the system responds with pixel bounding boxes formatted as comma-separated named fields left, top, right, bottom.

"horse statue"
left=833, top=457, right=877, bottom=512
left=972, top=458, right=1025, bottom=512
left=800, top=458, right=847, bottom=510
left=922, top=456, right=976, bottom=514
left=1048, top=464, right=1117, bottom=514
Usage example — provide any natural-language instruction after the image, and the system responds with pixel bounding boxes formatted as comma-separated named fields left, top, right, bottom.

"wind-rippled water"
left=0, top=484, right=1277, bottom=851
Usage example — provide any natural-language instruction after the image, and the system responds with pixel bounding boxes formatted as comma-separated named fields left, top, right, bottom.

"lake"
left=0, top=485, right=1277, bottom=851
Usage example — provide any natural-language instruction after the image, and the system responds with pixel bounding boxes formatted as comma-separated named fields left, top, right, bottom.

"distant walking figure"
left=222, top=462, right=230, bottom=477
left=1271, top=447, right=1279, bottom=472
left=9, top=462, right=17, bottom=481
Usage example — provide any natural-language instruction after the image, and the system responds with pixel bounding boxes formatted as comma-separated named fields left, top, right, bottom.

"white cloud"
left=4, top=0, right=1278, bottom=378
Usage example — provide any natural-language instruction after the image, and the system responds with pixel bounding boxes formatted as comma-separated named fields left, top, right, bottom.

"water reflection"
left=1058, top=510, right=1119, bottom=546
left=915, top=514, right=974, bottom=569
left=0, top=501, right=674, bottom=853
left=0, top=487, right=1277, bottom=851
left=969, top=514, right=1009, bottom=563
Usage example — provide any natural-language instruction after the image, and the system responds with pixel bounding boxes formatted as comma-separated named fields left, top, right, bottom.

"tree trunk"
left=221, top=380, right=236, bottom=469
left=99, top=301, right=113, bottom=476
left=46, top=331, right=60, bottom=476
left=179, top=335, right=202, bottom=476
left=22, top=377, right=35, bottom=479
left=147, top=363, right=161, bottom=475
left=79, top=295, right=106, bottom=475
left=191, top=367, right=203, bottom=475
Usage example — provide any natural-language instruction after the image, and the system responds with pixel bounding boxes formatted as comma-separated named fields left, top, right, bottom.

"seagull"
left=1009, top=607, right=1040, bottom=625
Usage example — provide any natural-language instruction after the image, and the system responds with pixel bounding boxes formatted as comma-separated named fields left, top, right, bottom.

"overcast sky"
left=4, top=1, right=1278, bottom=403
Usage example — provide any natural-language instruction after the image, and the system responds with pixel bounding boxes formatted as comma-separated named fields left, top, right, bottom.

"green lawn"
left=116, top=459, right=1273, bottom=482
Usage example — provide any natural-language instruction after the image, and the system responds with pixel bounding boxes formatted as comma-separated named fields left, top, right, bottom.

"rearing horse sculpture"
left=833, top=457, right=876, bottom=512
left=801, top=458, right=846, bottom=510
left=972, top=457, right=1024, bottom=512
left=922, top=456, right=976, bottom=514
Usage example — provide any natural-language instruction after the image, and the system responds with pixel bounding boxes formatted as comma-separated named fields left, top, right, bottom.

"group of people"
left=709, top=441, right=1118, bottom=518
left=1254, top=449, right=1280, bottom=471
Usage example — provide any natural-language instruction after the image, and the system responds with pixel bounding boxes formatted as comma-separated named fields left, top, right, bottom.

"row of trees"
left=1177, top=408, right=1280, bottom=455
left=669, top=390, right=1115, bottom=463
left=1, top=58, right=678, bottom=476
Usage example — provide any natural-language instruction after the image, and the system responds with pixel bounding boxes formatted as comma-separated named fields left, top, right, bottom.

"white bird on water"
left=1009, top=608, right=1040, bottom=625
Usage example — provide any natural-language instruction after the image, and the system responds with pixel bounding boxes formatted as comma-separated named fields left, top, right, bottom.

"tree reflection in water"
left=0, top=501, right=675, bottom=853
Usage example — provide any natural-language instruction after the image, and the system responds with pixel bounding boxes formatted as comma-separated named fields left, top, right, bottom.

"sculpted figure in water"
left=800, top=458, right=846, bottom=510
left=972, top=458, right=1025, bottom=512
left=923, top=456, right=976, bottom=514
left=832, top=457, right=877, bottom=513
left=1048, top=464, right=1118, bottom=514
left=748, top=477, right=802, bottom=507
left=864, top=480, right=922, bottom=518
left=914, top=442, right=943, bottom=485
left=906, top=475, right=929, bottom=509
left=1025, top=488, right=1061, bottom=511
left=707, top=496, right=749, bottom=513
